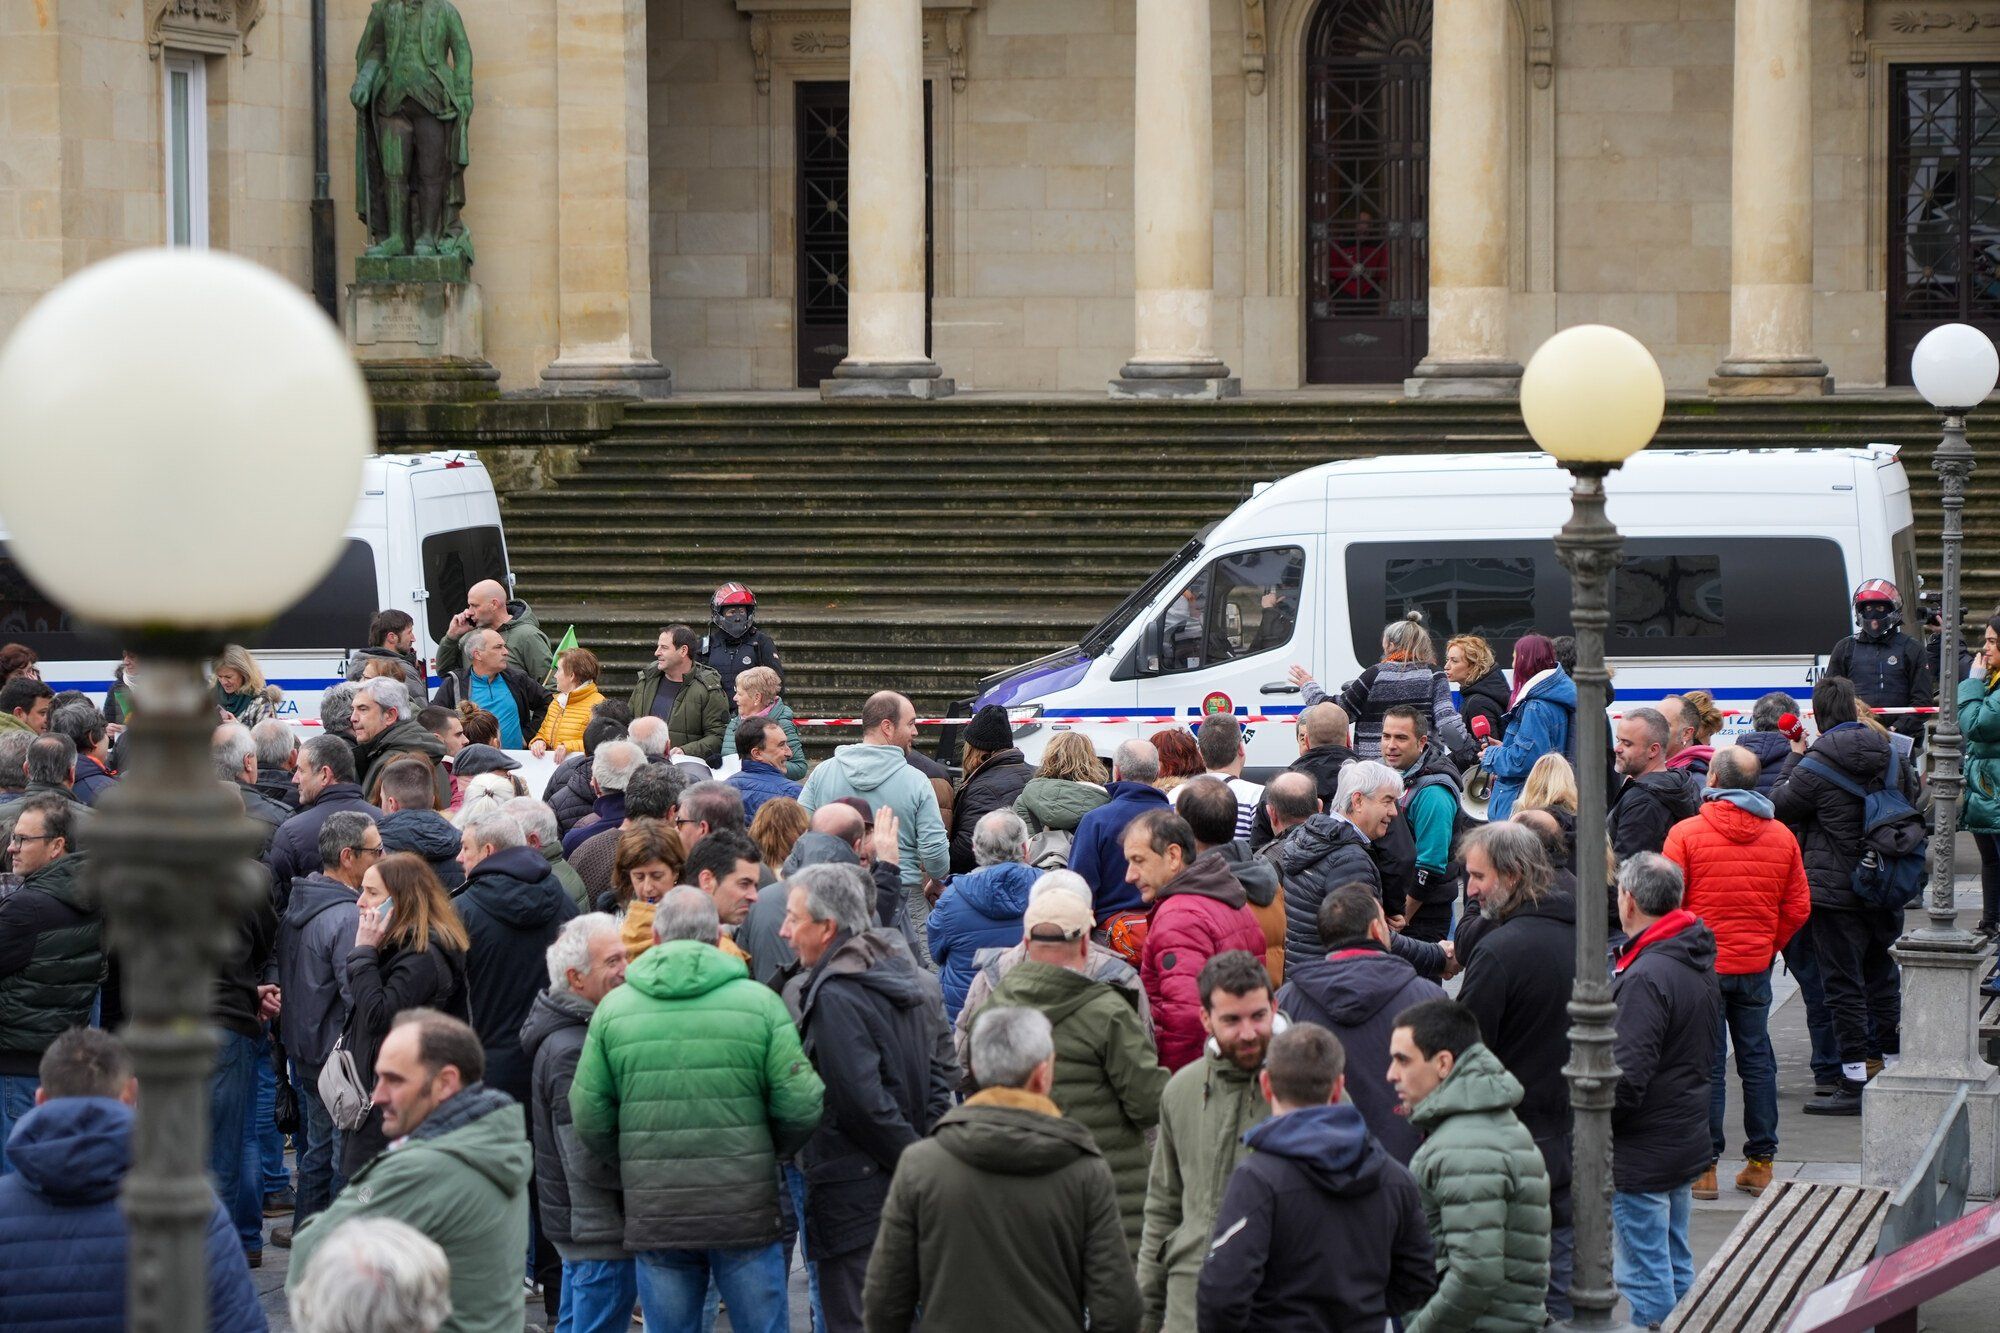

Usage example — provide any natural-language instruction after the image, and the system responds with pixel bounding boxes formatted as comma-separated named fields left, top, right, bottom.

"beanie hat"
left=963, top=704, right=1013, bottom=754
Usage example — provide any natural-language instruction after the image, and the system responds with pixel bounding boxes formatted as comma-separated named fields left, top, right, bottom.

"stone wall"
left=0, top=0, right=314, bottom=344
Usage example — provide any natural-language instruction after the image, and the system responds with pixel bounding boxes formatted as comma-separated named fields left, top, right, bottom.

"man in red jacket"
left=1662, top=746, right=1810, bottom=1200
left=1124, top=810, right=1269, bottom=1070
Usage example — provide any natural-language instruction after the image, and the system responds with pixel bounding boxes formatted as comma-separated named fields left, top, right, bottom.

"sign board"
left=1786, top=1200, right=2000, bottom=1333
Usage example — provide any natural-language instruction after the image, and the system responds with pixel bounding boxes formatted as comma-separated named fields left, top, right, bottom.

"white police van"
left=971, top=446, right=1919, bottom=775
left=0, top=450, right=514, bottom=729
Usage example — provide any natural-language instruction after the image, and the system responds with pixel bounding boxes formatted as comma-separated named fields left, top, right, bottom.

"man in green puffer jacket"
left=980, top=890, right=1167, bottom=1259
left=287, top=1010, right=533, bottom=1333
left=628, top=626, right=730, bottom=764
left=570, top=888, right=824, bottom=1321
left=1389, top=999, right=1552, bottom=1333
left=0, top=799, right=101, bottom=1132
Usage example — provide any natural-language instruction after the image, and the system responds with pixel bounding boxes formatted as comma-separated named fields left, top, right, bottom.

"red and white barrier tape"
left=789, top=706, right=1945, bottom=727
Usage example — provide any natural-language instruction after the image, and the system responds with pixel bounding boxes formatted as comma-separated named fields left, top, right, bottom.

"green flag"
left=544, top=625, right=578, bottom=686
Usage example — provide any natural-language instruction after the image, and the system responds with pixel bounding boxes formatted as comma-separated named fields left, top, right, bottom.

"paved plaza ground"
left=248, top=875, right=2000, bottom=1331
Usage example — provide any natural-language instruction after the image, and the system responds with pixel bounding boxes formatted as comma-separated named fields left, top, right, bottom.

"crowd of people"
left=0, top=571, right=1981, bottom=1332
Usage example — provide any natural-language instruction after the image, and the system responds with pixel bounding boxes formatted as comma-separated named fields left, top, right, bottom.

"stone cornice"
left=147, top=0, right=265, bottom=59
left=736, top=0, right=978, bottom=94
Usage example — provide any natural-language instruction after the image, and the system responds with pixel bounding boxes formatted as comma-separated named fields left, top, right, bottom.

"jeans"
left=636, top=1243, right=788, bottom=1333
left=1814, top=907, right=1902, bottom=1066
left=784, top=1163, right=825, bottom=1333
left=1782, top=921, right=1841, bottom=1087
left=254, top=1031, right=288, bottom=1196
left=1711, top=969, right=1779, bottom=1161
left=0, top=1075, right=38, bottom=1175
left=1613, top=1186, right=1694, bottom=1327
left=209, top=1028, right=264, bottom=1252
left=556, top=1257, right=637, bottom=1333
left=292, top=1059, right=344, bottom=1224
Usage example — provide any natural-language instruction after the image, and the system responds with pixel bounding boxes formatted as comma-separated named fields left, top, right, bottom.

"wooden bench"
left=1980, top=992, right=2000, bottom=1068
left=1665, top=1181, right=1889, bottom=1333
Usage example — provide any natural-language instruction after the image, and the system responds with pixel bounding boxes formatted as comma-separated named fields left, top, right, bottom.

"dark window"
left=1346, top=537, right=1850, bottom=663
left=0, top=539, right=379, bottom=660
left=1888, top=65, right=2000, bottom=384
left=1141, top=546, right=1305, bottom=676
left=421, top=526, right=509, bottom=643
left=1615, top=554, right=1724, bottom=641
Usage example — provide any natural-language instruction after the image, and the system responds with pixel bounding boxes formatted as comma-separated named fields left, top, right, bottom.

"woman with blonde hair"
left=611, top=818, right=689, bottom=959
left=749, top=796, right=809, bottom=871
left=213, top=644, right=283, bottom=725
left=719, top=665, right=808, bottom=780
left=1520, top=752, right=1578, bottom=815
left=339, top=852, right=471, bottom=1173
left=1289, top=611, right=1472, bottom=761
left=1014, top=731, right=1110, bottom=838
left=1446, top=634, right=1510, bottom=742
left=530, top=647, right=606, bottom=759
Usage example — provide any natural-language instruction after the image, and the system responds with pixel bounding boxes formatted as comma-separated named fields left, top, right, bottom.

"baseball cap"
left=1023, top=891, right=1093, bottom=942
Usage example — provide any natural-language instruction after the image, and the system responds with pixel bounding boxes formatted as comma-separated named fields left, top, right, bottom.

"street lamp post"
left=1521, top=324, right=1665, bottom=1332
left=1859, top=322, right=2000, bottom=1198
left=0, top=250, right=371, bottom=1329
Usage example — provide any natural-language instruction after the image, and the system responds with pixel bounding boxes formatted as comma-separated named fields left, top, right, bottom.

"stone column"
left=1111, top=0, right=1238, bottom=399
left=1405, top=0, right=1519, bottom=399
left=1709, top=0, right=1830, bottom=396
left=822, top=0, right=953, bottom=399
left=540, top=0, right=673, bottom=398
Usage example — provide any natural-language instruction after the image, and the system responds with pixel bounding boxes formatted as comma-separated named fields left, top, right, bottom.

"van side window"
left=1383, top=554, right=1540, bottom=652
left=422, top=526, right=509, bottom=642
left=1615, top=554, right=1723, bottom=640
left=1144, top=546, right=1303, bottom=675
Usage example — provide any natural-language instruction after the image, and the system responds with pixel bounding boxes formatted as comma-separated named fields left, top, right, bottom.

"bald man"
left=437, top=578, right=553, bottom=683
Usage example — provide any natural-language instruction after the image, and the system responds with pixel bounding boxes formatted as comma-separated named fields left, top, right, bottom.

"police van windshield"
left=1079, top=531, right=1208, bottom=657
left=421, top=526, right=510, bottom=643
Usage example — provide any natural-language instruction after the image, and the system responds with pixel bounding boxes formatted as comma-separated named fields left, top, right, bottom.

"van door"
left=1130, top=540, right=1312, bottom=774
left=409, top=465, right=512, bottom=669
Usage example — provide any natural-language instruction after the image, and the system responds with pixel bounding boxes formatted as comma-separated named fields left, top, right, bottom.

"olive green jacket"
left=628, top=662, right=729, bottom=764
left=1014, top=778, right=1111, bottom=837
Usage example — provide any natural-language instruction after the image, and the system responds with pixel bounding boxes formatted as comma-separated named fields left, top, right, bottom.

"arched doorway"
left=1304, top=0, right=1432, bottom=384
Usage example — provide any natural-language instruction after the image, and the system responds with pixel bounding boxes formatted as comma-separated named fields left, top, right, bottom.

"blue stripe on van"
left=44, top=674, right=442, bottom=694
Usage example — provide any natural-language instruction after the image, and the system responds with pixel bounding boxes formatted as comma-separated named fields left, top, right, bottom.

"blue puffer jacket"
left=0, top=1097, right=265, bottom=1332
left=926, top=861, right=1041, bottom=1022
left=728, top=759, right=804, bottom=823
left=1736, top=730, right=1795, bottom=797
left=1480, top=668, right=1577, bottom=821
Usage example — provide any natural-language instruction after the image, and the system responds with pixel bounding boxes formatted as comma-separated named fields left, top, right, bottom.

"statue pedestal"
left=344, top=270, right=499, bottom=403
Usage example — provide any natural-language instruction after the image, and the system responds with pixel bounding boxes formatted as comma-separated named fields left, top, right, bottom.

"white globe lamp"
left=1911, top=322, right=1999, bottom=412
left=1520, top=324, right=1665, bottom=467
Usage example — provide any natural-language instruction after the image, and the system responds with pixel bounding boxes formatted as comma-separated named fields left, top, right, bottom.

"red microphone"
left=1470, top=716, right=1491, bottom=742
left=1777, top=712, right=1805, bottom=743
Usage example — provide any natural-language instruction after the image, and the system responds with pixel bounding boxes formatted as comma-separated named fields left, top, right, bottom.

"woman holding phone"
left=338, top=852, right=472, bottom=1175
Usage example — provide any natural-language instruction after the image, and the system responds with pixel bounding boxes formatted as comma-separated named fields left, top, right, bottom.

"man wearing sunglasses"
left=0, top=797, right=99, bottom=1170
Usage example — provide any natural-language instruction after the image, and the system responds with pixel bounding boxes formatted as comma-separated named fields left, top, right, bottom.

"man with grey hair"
left=0, top=729, right=29, bottom=799
left=277, top=809, right=383, bottom=1233
left=1611, top=706, right=1701, bottom=862
left=505, top=795, right=589, bottom=911
left=434, top=625, right=553, bottom=752
left=675, top=778, right=747, bottom=857
left=561, top=738, right=648, bottom=857
left=1271, top=764, right=1391, bottom=973
left=629, top=713, right=672, bottom=760
left=1456, top=818, right=1579, bottom=1321
left=925, top=807, right=1038, bottom=1022
left=521, top=913, right=633, bottom=1329
left=51, top=701, right=116, bottom=805
left=952, top=870, right=1155, bottom=1069
left=782, top=860, right=954, bottom=1327
left=264, top=732, right=384, bottom=905
left=864, top=1004, right=1141, bottom=1332
left=1740, top=690, right=1803, bottom=796
left=250, top=716, right=301, bottom=809
left=0, top=733, right=89, bottom=869
left=319, top=679, right=361, bottom=743
left=572, top=884, right=822, bottom=1330
left=1070, top=737, right=1171, bottom=925
left=213, top=721, right=290, bottom=849
left=350, top=674, right=450, bottom=808
left=1610, top=851, right=1720, bottom=1328
left=288, top=1217, right=453, bottom=1333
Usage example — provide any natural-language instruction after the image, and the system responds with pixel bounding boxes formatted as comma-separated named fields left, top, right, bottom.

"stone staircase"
left=496, top=397, right=2000, bottom=754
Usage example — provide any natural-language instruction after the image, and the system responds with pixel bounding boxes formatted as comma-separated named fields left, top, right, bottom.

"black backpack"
left=1798, top=748, right=1928, bottom=910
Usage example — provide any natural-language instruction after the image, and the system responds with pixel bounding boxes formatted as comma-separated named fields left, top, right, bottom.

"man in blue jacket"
left=1069, top=739, right=1169, bottom=924
left=0, top=1027, right=265, bottom=1331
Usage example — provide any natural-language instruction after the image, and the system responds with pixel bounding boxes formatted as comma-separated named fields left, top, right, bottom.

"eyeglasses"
left=7, top=832, right=54, bottom=847
left=673, top=817, right=699, bottom=828
left=356, top=844, right=386, bottom=859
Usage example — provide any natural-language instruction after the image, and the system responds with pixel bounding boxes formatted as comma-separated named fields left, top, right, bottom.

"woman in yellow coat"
left=529, top=647, right=606, bottom=758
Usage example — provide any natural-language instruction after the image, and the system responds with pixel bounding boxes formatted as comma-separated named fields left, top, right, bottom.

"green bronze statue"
left=351, top=0, right=474, bottom=263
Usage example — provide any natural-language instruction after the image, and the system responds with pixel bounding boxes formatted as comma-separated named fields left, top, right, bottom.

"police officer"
left=701, top=582, right=783, bottom=708
left=1826, top=579, right=1931, bottom=740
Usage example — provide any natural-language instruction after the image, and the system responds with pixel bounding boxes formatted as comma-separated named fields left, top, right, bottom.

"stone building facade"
left=5, top=0, right=1999, bottom=397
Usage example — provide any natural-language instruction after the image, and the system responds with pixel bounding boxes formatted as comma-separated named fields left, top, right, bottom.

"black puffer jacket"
left=379, top=808, right=466, bottom=890
left=1273, top=815, right=1381, bottom=974
left=454, top=845, right=581, bottom=1104
left=948, top=749, right=1034, bottom=876
left=339, top=934, right=469, bottom=1176
left=520, top=987, right=626, bottom=1261
left=1249, top=743, right=1356, bottom=849
left=1455, top=890, right=1578, bottom=1155
left=0, top=854, right=102, bottom=1076
left=1608, top=768, right=1702, bottom=860
left=1458, top=666, right=1512, bottom=743
left=356, top=719, right=451, bottom=809
left=793, top=930, right=954, bottom=1260
left=264, top=783, right=383, bottom=906
left=542, top=754, right=598, bottom=837
left=1770, top=722, right=1896, bottom=910
left=1736, top=730, right=1795, bottom=797
left=1611, top=914, right=1721, bottom=1194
